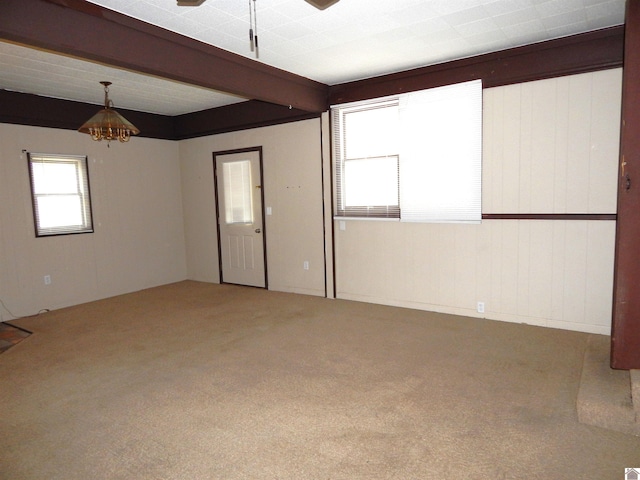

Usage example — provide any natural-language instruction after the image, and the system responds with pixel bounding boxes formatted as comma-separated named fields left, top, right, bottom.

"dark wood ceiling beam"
left=173, top=100, right=320, bottom=139
left=0, top=0, right=329, bottom=113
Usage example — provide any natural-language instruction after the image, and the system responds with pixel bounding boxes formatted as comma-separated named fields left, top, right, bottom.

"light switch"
left=339, top=221, right=346, bottom=231
left=266, top=207, right=272, bottom=215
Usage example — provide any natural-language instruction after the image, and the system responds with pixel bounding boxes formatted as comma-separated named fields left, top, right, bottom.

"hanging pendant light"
left=78, top=81, right=140, bottom=143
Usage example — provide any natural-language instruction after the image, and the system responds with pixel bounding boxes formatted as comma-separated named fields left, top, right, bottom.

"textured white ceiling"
left=0, top=41, right=247, bottom=115
left=0, top=0, right=626, bottom=115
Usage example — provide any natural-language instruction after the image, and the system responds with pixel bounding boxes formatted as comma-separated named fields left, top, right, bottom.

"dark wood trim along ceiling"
left=0, top=90, right=321, bottom=140
left=0, top=0, right=329, bottom=113
left=330, top=26, right=624, bottom=106
left=0, top=89, right=175, bottom=139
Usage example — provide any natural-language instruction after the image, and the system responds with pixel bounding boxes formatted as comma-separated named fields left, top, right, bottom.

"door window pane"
left=223, top=160, right=253, bottom=224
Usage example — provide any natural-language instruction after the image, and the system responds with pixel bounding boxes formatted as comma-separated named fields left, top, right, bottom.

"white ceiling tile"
left=481, top=0, right=537, bottom=17
left=453, top=17, right=502, bottom=36
left=500, top=18, right=548, bottom=42
left=294, top=11, right=351, bottom=32
left=180, top=4, right=239, bottom=27
left=197, top=20, right=246, bottom=41
left=417, top=27, right=467, bottom=45
left=385, top=3, right=441, bottom=26
left=540, top=10, right=588, bottom=30
left=404, top=17, right=455, bottom=38
left=428, top=0, right=484, bottom=16
left=118, top=1, right=178, bottom=25
left=534, top=0, right=586, bottom=16
left=491, top=7, right=543, bottom=28
left=274, top=0, right=320, bottom=20
left=268, top=20, right=316, bottom=39
left=214, top=0, right=253, bottom=17
left=372, top=26, right=422, bottom=45
left=441, top=5, right=494, bottom=25
left=546, top=23, right=590, bottom=38
left=587, top=14, right=624, bottom=30
left=585, top=1, right=625, bottom=20
left=464, top=28, right=509, bottom=46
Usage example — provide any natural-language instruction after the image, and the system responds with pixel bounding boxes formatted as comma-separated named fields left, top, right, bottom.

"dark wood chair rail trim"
left=482, top=213, right=617, bottom=221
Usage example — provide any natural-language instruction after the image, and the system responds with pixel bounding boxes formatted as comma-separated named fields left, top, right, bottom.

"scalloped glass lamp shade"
left=78, top=81, right=140, bottom=143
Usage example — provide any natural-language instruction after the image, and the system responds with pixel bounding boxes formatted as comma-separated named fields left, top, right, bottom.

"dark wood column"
left=611, top=0, right=640, bottom=369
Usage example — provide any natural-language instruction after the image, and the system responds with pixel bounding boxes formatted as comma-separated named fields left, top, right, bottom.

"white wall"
left=0, top=124, right=187, bottom=319
left=483, top=69, right=620, bottom=214
left=334, top=69, right=622, bottom=334
left=179, top=118, right=328, bottom=297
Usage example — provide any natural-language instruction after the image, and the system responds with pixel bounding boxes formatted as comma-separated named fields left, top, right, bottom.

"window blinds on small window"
left=332, top=79, right=482, bottom=223
left=28, top=153, right=93, bottom=237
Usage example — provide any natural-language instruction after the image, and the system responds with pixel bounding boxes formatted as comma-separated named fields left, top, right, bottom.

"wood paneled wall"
left=334, top=69, right=622, bottom=334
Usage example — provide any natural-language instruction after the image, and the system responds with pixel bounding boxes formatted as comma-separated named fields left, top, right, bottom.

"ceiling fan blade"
left=303, top=0, right=340, bottom=10
left=177, top=0, right=206, bottom=6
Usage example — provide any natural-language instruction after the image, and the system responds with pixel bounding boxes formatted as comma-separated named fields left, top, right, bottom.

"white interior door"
left=214, top=148, right=266, bottom=288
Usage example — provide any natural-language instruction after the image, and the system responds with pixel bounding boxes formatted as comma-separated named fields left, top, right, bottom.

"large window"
left=332, top=79, right=482, bottom=223
left=28, top=153, right=94, bottom=237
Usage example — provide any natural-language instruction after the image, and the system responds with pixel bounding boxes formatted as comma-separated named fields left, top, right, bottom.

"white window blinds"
left=332, top=79, right=482, bottom=223
left=399, top=80, right=482, bottom=223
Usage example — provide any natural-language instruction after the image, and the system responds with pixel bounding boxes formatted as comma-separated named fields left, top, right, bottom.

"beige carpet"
left=1, top=281, right=638, bottom=479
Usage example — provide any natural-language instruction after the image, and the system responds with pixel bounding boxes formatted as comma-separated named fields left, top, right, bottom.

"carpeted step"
left=577, top=335, right=640, bottom=436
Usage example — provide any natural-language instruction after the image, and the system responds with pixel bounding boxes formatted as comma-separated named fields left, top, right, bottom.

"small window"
left=28, top=153, right=94, bottom=237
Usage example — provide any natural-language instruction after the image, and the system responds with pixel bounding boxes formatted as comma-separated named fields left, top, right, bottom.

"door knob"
left=255, top=228, right=261, bottom=233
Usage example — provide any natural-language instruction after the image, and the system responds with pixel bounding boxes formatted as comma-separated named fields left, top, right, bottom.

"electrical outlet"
left=303, top=261, right=309, bottom=270
left=44, top=275, right=51, bottom=285
left=477, top=301, right=485, bottom=314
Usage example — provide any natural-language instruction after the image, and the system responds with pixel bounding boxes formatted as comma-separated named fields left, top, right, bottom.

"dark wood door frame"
left=213, top=146, right=268, bottom=289
left=611, top=0, right=640, bottom=369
